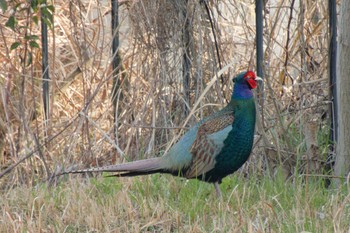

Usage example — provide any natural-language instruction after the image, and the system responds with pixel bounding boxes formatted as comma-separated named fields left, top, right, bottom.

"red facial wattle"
left=246, top=78, right=257, bottom=89
left=244, top=71, right=257, bottom=89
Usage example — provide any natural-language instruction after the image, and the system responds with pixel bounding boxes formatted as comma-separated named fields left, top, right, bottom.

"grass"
left=1, top=172, right=349, bottom=232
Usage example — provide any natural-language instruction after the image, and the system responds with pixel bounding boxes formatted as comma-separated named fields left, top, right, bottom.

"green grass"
left=1, top=173, right=349, bottom=232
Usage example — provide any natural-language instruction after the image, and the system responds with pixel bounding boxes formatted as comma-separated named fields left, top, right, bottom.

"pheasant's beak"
left=255, top=76, right=263, bottom=81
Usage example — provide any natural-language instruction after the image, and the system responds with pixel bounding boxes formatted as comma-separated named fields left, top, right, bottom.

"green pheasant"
left=58, top=71, right=262, bottom=196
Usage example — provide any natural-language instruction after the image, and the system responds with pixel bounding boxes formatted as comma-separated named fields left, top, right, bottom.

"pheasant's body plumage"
left=58, top=71, right=261, bottom=195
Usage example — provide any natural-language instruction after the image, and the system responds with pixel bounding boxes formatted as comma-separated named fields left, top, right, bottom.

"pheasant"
left=58, top=71, right=262, bottom=196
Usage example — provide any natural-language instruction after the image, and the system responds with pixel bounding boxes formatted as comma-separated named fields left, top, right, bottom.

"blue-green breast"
left=200, top=98, right=256, bottom=183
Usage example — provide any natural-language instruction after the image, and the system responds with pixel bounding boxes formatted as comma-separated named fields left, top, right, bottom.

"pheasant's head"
left=232, top=71, right=262, bottom=99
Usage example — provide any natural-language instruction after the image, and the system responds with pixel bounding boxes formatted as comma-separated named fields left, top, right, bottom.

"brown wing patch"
left=185, top=113, right=234, bottom=178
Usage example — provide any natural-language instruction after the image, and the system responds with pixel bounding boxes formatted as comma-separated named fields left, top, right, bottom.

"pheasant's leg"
left=214, top=182, right=222, bottom=198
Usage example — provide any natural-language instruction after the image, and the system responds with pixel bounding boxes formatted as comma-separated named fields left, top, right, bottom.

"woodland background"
left=0, top=0, right=332, bottom=185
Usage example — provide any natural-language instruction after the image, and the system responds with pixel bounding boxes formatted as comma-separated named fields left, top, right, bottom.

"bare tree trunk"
left=334, top=0, right=350, bottom=185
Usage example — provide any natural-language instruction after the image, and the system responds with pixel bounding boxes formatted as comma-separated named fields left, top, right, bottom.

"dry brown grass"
left=1, top=175, right=350, bottom=232
left=0, top=0, right=331, bottom=184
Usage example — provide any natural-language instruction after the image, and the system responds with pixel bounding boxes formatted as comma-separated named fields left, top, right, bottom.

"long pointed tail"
left=57, top=158, right=166, bottom=177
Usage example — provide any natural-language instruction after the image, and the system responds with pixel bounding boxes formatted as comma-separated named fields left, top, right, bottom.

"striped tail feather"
left=58, top=158, right=166, bottom=177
